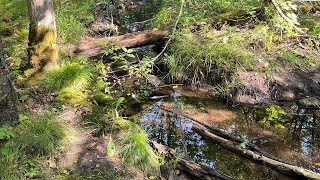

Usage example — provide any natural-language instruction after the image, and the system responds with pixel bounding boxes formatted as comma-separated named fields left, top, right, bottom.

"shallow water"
left=138, top=90, right=319, bottom=179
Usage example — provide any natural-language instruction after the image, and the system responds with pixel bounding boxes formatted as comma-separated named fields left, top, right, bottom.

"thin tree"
left=27, top=0, right=58, bottom=71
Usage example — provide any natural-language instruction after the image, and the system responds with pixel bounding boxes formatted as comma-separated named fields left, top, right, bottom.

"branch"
left=271, top=0, right=306, bottom=35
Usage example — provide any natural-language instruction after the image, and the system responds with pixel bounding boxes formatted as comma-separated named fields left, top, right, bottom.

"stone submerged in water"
left=297, top=97, right=320, bottom=108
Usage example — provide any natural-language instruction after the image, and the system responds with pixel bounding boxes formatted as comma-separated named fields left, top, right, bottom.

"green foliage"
left=0, top=112, right=64, bottom=179
left=0, top=126, right=14, bottom=141
left=152, top=0, right=265, bottom=28
left=55, top=0, right=95, bottom=43
left=164, top=27, right=255, bottom=84
left=44, top=57, right=93, bottom=105
left=44, top=58, right=92, bottom=91
left=259, top=105, right=285, bottom=129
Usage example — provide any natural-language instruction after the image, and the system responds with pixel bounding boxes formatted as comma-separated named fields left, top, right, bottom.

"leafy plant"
left=0, top=126, right=14, bottom=140
left=259, top=105, right=285, bottom=129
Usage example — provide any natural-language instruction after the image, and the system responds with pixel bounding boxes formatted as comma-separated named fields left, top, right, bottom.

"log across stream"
left=135, top=89, right=320, bottom=179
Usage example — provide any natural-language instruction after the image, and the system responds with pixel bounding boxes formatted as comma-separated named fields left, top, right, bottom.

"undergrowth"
left=153, top=0, right=320, bottom=96
left=55, top=0, right=96, bottom=43
left=0, top=112, right=64, bottom=179
left=116, top=119, right=161, bottom=174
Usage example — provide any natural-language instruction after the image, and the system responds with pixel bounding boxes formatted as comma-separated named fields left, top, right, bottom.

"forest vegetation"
left=0, top=0, right=319, bottom=179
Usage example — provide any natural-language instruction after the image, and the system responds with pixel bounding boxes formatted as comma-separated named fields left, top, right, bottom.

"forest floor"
left=0, top=0, right=320, bottom=179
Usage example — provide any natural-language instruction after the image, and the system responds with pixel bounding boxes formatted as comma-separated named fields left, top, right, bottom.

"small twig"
left=130, top=18, right=155, bottom=25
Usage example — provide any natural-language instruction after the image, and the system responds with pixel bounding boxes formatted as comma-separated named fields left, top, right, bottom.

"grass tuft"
left=118, top=120, right=160, bottom=174
left=0, top=112, right=64, bottom=179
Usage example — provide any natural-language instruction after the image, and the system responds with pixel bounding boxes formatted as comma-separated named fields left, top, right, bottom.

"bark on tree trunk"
left=27, top=0, right=58, bottom=71
left=0, top=41, right=18, bottom=125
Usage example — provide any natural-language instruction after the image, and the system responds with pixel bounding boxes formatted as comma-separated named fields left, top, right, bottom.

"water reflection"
left=139, top=96, right=293, bottom=179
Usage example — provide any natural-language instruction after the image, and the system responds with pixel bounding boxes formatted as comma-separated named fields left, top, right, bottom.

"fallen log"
left=72, top=27, right=171, bottom=57
left=150, top=141, right=232, bottom=180
left=192, top=122, right=320, bottom=180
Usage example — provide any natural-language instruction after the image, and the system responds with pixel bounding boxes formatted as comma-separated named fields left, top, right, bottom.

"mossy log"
left=192, top=122, right=320, bottom=180
left=150, top=141, right=232, bottom=180
left=27, top=0, right=58, bottom=71
left=0, top=41, right=18, bottom=125
left=72, top=27, right=171, bottom=57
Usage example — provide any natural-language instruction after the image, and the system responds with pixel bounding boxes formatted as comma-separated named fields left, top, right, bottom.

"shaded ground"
left=234, top=67, right=320, bottom=105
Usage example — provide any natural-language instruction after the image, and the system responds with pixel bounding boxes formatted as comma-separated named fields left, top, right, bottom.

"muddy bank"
left=232, top=68, right=320, bottom=105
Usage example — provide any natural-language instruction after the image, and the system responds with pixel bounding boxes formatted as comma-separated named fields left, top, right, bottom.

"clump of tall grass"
left=119, top=122, right=160, bottom=174
left=43, top=57, right=93, bottom=105
left=0, top=112, right=64, bottom=179
left=164, top=27, right=256, bottom=85
left=55, top=0, right=96, bottom=43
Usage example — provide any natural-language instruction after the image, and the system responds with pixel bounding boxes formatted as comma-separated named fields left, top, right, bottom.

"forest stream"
left=119, top=0, right=320, bottom=179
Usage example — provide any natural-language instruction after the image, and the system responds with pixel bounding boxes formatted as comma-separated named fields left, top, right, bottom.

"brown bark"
left=150, top=141, right=232, bottom=180
left=72, top=27, right=172, bottom=57
left=0, top=41, right=18, bottom=125
left=192, top=122, right=320, bottom=180
left=27, top=0, right=58, bottom=71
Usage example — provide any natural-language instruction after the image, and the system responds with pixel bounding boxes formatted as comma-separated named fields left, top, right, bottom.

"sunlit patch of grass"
left=44, top=58, right=93, bottom=105
left=117, top=119, right=160, bottom=174
left=0, top=112, right=64, bottom=179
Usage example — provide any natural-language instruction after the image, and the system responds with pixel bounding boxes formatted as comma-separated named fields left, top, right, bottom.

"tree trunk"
left=0, top=41, right=18, bottom=125
left=27, top=0, right=58, bottom=71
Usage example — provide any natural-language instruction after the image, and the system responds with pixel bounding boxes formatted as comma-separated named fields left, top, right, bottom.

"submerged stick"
left=192, top=122, right=320, bottom=180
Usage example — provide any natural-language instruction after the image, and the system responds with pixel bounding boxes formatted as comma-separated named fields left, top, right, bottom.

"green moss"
left=28, top=24, right=58, bottom=71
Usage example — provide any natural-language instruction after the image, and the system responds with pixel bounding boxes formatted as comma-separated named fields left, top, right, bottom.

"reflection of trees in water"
left=286, top=109, right=319, bottom=159
left=140, top=105, right=289, bottom=179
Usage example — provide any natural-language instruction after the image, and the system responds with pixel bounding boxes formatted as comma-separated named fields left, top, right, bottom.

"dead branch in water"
left=192, top=122, right=320, bottom=180
left=150, top=141, right=232, bottom=180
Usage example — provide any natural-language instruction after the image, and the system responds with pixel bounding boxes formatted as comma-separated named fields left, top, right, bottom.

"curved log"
left=160, top=107, right=291, bottom=164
